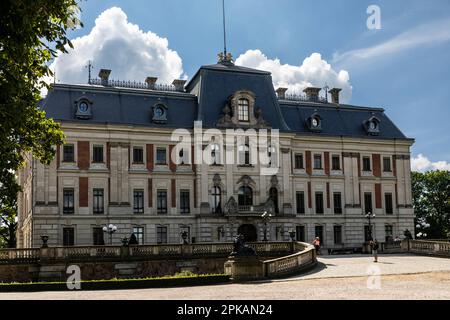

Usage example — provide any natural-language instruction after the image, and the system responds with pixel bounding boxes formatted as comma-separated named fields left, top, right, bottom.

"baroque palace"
left=16, top=54, right=414, bottom=249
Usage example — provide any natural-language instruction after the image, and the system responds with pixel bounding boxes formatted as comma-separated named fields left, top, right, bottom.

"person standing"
left=369, top=239, right=379, bottom=262
left=312, top=237, right=321, bottom=255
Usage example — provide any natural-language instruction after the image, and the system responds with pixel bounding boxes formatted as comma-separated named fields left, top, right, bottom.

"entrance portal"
left=237, top=224, right=258, bottom=242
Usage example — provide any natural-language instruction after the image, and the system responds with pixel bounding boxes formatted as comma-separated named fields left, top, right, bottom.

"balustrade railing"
left=263, top=243, right=316, bottom=278
left=409, top=240, right=450, bottom=256
left=0, top=242, right=294, bottom=264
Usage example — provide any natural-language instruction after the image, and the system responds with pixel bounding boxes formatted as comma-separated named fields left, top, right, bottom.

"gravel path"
left=1, top=254, right=450, bottom=300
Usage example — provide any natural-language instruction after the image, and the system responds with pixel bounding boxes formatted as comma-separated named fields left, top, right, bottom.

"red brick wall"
left=79, top=177, right=88, bottom=207
left=146, top=144, right=154, bottom=171
left=77, top=141, right=90, bottom=170
left=324, top=152, right=330, bottom=175
left=171, top=179, right=176, bottom=208
left=372, top=154, right=381, bottom=177
left=148, top=178, right=153, bottom=207
left=305, top=151, right=312, bottom=175
left=375, top=183, right=382, bottom=209
left=307, top=182, right=312, bottom=208
left=169, top=145, right=176, bottom=172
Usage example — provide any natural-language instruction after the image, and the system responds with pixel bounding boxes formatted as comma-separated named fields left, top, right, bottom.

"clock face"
left=154, top=107, right=164, bottom=117
left=79, top=102, right=89, bottom=113
left=312, top=118, right=319, bottom=127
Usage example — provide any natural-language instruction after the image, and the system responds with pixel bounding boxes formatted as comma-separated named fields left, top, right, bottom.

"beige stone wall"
left=17, top=123, right=414, bottom=248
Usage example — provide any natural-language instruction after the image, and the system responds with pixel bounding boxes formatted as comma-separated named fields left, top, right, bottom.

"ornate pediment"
left=237, top=175, right=256, bottom=187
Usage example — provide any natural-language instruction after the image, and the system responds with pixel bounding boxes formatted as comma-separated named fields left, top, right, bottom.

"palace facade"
left=16, top=55, right=415, bottom=249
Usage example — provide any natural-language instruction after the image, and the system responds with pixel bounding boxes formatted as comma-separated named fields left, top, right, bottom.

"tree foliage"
left=0, top=0, right=82, bottom=247
left=412, top=170, right=450, bottom=239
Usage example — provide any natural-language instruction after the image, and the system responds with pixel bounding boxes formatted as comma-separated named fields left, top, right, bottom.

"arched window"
left=238, top=144, right=250, bottom=165
left=211, top=186, right=222, bottom=214
left=237, top=98, right=249, bottom=122
left=238, top=186, right=253, bottom=206
left=211, top=143, right=221, bottom=165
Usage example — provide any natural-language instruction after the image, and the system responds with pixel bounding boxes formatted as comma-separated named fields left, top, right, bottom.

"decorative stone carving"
left=213, top=174, right=222, bottom=187
left=270, top=175, right=279, bottom=188
left=217, top=104, right=233, bottom=127
left=237, top=175, right=255, bottom=187
left=224, top=196, right=238, bottom=215
left=255, top=107, right=270, bottom=128
left=230, top=234, right=257, bottom=257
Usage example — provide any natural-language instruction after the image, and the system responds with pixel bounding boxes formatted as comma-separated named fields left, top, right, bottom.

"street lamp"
left=103, top=224, right=118, bottom=245
left=261, top=211, right=272, bottom=242
left=365, top=212, right=376, bottom=241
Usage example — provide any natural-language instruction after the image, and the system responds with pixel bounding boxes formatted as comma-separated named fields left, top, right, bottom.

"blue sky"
left=56, top=0, right=450, bottom=170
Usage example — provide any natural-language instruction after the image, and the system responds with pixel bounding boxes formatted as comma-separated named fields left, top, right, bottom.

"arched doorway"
left=269, top=187, right=279, bottom=214
left=238, top=224, right=257, bottom=242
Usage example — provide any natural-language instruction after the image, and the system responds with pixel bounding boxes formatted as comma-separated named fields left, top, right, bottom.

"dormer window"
left=238, top=98, right=249, bottom=122
left=152, top=103, right=168, bottom=124
left=364, top=116, right=380, bottom=136
left=306, top=112, right=322, bottom=132
left=75, top=98, right=93, bottom=119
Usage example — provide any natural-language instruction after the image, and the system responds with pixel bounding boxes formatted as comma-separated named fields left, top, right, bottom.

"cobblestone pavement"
left=1, top=254, right=450, bottom=300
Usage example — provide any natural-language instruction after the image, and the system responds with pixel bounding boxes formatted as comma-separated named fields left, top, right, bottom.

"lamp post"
left=103, top=224, right=118, bottom=245
left=365, top=212, right=376, bottom=241
left=261, top=211, right=272, bottom=242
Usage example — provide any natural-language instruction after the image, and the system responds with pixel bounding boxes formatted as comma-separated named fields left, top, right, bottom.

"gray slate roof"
left=41, top=62, right=411, bottom=141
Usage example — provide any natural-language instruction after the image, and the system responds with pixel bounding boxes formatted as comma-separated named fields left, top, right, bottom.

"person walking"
left=369, top=239, right=379, bottom=262
left=312, top=237, right=321, bottom=255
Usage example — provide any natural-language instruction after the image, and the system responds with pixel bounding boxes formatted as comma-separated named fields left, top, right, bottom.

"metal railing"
left=282, top=94, right=328, bottom=103
left=89, top=79, right=180, bottom=92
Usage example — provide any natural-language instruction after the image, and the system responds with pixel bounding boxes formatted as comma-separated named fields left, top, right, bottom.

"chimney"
left=145, top=77, right=158, bottom=90
left=329, top=88, right=342, bottom=104
left=303, top=87, right=322, bottom=102
left=276, top=87, right=288, bottom=100
left=98, top=69, right=111, bottom=86
left=172, top=79, right=187, bottom=92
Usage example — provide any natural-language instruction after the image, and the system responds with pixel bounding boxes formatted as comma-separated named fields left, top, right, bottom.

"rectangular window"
left=63, top=227, right=75, bottom=246
left=93, top=145, right=104, bottom=163
left=296, top=192, right=305, bottom=214
left=157, top=190, right=168, bottom=214
left=313, top=154, right=322, bottom=169
left=296, top=226, right=305, bottom=242
left=133, top=227, right=144, bottom=245
left=383, top=157, right=392, bottom=172
left=315, top=192, right=324, bottom=214
left=63, top=188, right=74, bottom=214
left=364, top=193, right=373, bottom=214
left=93, top=227, right=104, bottom=245
left=133, top=147, right=144, bottom=164
left=334, top=226, right=343, bottom=245
left=157, top=226, right=167, bottom=244
left=238, top=99, right=249, bottom=122
left=180, top=190, right=190, bottom=214
left=294, top=154, right=304, bottom=169
left=363, top=157, right=371, bottom=171
left=133, top=190, right=144, bottom=214
left=156, top=148, right=167, bottom=165
left=63, top=145, right=74, bottom=162
left=385, top=193, right=393, bottom=214
left=333, top=192, right=342, bottom=214
left=93, top=188, right=104, bottom=214
left=385, top=225, right=394, bottom=243
left=332, top=155, right=340, bottom=170
left=315, top=226, right=324, bottom=242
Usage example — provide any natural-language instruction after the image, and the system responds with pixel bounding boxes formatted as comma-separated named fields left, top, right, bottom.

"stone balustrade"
left=0, top=242, right=293, bottom=265
left=407, top=240, right=450, bottom=257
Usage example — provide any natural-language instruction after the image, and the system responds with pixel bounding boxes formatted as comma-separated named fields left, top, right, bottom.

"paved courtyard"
left=1, top=254, right=450, bottom=300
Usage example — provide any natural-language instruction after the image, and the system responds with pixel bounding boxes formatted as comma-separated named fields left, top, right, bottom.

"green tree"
left=412, top=170, right=450, bottom=239
left=0, top=0, right=82, bottom=247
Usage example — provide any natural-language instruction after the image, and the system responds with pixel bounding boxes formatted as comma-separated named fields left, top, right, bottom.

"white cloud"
left=46, top=7, right=184, bottom=91
left=332, top=18, right=450, bottom=68
left=411, top=154, right=450, bottom=172
left=235, top=50, right=352, bottom=103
